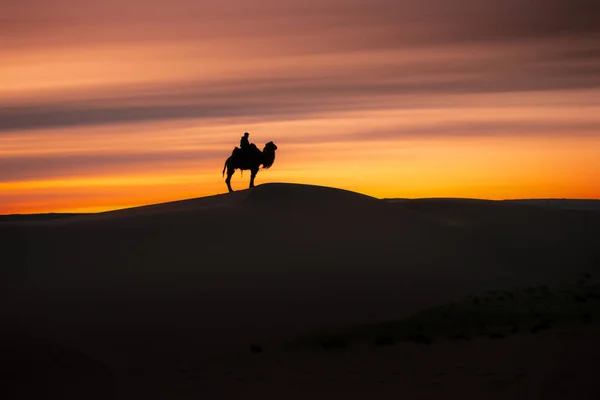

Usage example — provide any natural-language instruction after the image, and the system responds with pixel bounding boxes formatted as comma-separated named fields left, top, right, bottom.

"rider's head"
left=244, top=132, right=249, bottom=137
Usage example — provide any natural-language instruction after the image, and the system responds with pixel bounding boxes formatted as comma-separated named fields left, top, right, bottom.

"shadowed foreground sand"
left=1, top=183, right=599, bottom=398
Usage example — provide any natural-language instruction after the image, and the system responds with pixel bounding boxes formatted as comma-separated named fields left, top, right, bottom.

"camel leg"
left=225, top=168, right=235, bottom=192
left=249, top=168, right=258, bottom=188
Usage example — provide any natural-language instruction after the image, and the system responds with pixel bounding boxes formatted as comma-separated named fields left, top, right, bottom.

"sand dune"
left=1, top=321, right=115, bottom=399
left=2, top=183, right=599, bottom=398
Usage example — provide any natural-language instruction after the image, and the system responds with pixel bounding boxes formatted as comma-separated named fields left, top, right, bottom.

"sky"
left=1, top=0, right=599, bottom=213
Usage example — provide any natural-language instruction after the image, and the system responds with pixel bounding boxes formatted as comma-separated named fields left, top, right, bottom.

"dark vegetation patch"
left=291, top=273, right=600, bottom=351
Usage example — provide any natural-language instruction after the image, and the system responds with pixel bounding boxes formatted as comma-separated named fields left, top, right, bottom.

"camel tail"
left=222, top=157, right=228, bottom=177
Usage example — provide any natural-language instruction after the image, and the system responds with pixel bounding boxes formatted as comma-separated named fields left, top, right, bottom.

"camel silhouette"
left=222, top=141, right=277, bottom=192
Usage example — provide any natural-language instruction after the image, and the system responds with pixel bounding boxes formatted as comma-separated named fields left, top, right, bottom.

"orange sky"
left=1, top=0, right=600, bottom=214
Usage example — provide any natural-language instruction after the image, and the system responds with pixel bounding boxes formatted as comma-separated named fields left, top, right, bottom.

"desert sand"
left=2, top=183, right=599, bottom=399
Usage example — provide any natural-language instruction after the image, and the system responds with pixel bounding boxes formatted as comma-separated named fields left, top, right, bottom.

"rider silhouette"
left=240, top=132, right=250, bottom=151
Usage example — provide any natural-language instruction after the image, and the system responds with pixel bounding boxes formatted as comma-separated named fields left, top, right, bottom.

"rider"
left=240, top=132, right=250, bottom=151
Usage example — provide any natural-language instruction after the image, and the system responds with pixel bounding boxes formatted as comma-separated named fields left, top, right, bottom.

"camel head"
left=262, top=141, right=277, bottom=169
left=264, top=141, right=277, bottom=152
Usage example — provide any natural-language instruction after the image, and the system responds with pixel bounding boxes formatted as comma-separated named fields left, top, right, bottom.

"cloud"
left=3, top=116, right=598, bottom=182
left=344, top=121, right=600, bottom=142
left=2, top=1, right=600, bottom=135
left=3, top=1, right=600, bottom=49
left=0, top=149, right=222, bottom=181
left=2, top=37, right=600, bottom=133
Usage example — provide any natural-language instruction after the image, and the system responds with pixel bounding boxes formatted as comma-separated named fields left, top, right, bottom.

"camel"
left=221, top=141, right=278, bottom=192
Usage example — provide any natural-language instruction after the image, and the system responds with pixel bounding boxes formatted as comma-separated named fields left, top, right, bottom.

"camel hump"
left=231, top=144, right=259, bottom=160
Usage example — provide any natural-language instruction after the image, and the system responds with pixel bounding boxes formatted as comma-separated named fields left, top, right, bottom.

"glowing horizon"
left=2, top=0, right=600, bottom=214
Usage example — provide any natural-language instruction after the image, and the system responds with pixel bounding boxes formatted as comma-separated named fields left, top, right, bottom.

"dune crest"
left=242, top=182, right=380, bottom=214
